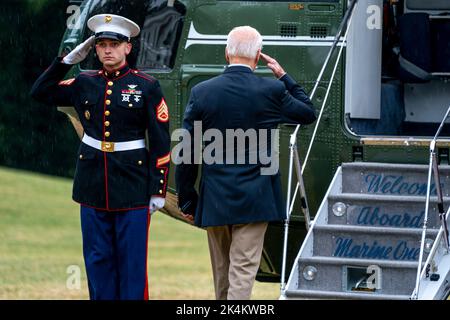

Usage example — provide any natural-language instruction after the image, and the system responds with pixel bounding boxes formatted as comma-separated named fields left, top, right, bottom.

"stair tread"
left=283, top=289, right=411, bottom=300
left=299, top=255, right=419, bottom=268
left=329, top=193, right=450, bottom=202
left=315, top=224, right=440, bottom=235
left=342, top=162, right=444, bottom=171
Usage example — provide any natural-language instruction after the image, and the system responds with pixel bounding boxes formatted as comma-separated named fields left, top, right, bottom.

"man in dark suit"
left=175, top=26, right=316, bottom=300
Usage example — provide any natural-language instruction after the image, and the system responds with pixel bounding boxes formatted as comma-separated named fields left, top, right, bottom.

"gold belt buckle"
left=101, top=141, right=115, bottom=152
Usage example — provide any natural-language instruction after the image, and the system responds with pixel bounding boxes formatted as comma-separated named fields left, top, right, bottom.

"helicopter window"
left=345, top=0, right=450, bottom=137
left=80, top=0, right=186, bottom=72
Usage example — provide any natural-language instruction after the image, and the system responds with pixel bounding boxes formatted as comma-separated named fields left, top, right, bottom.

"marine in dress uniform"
left=31, top=14, right=170, bottom=300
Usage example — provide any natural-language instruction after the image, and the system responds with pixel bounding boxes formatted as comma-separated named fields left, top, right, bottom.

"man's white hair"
left=226, top=26, right=262, bottom=59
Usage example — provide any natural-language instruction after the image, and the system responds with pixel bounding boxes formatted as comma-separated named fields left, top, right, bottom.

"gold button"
left=105, top=131, right=110, bottom=137
left=138, top=160, right=143, bottom=165
left=159, top=190, right=163, bottom=194
left=160, top=179, right=164, bottom=184
left=160, top=169, right=164, bottom=174
left=105, top=110, right=110, bottom=116
left=105, top=121, right=110, bottom=127
left=128, top=104, right=133, bottom=108
left=105, top=100, right=111, bottom=105
left=108, top=81, right=113, bottom=86
left=106, top=90, right=112, bottom=95
left=79, top=154, right=83, bottom=159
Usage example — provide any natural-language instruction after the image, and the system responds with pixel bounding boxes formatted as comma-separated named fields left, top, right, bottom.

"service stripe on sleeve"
left=156, top=153, right=170, bottom=167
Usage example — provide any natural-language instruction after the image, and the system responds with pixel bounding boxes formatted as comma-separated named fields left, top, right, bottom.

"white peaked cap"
left=87, top=14, right=140, bottom=41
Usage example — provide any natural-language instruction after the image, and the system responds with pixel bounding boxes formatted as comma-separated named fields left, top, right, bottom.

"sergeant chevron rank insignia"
left=156, top=98, right=169, bottom=122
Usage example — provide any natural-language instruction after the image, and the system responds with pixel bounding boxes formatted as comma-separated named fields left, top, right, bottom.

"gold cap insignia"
left=85, top=110, right=91, bottom=120
left=105, top=16, right=112, bottom=23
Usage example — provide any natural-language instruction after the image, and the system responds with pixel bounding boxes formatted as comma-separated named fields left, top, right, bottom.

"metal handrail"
left=411, top=105, right=450, bottom=299
left=280, top=0, right=359, bottom=294
left=285, top=0, right=359, bottom=214
left=415, top=206, right=450, bottom=296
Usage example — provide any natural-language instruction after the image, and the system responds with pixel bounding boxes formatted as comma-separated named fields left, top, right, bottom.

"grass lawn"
left=0, top=166, right=280, bottom=300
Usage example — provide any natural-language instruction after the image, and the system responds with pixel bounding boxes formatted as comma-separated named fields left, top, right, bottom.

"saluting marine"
left=31, top=14, right=170, bottom=300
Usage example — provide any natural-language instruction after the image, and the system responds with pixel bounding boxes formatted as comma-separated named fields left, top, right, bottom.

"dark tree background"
left=0, top=0, right=79, bottom=177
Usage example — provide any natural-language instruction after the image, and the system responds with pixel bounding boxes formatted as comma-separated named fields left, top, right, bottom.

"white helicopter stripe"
left=185, top=22, right=346, bottom=49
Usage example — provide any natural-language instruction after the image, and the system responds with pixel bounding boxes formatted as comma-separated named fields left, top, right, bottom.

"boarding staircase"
left=278, top=0, right=450, bottom=299
left=281, top=162, right=450, bottom=300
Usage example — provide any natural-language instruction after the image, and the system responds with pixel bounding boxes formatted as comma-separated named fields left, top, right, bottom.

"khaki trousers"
left=206, top=222, right=268, bottom=300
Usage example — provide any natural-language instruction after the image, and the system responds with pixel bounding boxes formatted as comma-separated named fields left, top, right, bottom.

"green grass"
left=0, top=166, right=279, bottom=300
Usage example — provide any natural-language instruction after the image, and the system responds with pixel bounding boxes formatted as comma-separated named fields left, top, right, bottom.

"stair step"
left=296, top=256, right=417, bottom=295
left=341, top=162, right=450, bottom=196
left=316, top=224, right=440, bottom=235
left=300, top=255, right=419, bottom=268
left=283, top=289, right=410, bottom=300
left=327, top=193, right=442, bottom=229
left=313, top=225, right=439, bottom=262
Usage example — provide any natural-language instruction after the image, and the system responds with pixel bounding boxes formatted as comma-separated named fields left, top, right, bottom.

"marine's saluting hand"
left=62, top=36, right=95, bottom=65
left=260, top=52, right=287, bottom=79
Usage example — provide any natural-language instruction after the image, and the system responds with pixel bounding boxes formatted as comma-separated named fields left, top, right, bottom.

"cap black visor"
left=95, top=32, right=129, bottom=42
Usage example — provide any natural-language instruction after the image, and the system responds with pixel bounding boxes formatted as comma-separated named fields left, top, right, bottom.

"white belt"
left=82, top=134, right=146, bottom=152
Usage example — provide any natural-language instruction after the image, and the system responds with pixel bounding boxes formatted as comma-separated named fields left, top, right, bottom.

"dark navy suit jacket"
left=176, top=65, right=316, bottom=227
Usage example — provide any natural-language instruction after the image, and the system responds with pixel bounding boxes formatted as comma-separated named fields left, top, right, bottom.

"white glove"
left=62, top=36, right=95, bottom=65
left=149, top=196, right=165, bottom=215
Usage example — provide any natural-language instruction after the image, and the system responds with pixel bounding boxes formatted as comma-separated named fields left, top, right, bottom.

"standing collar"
left=102, top=63, right=130, bottom=79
